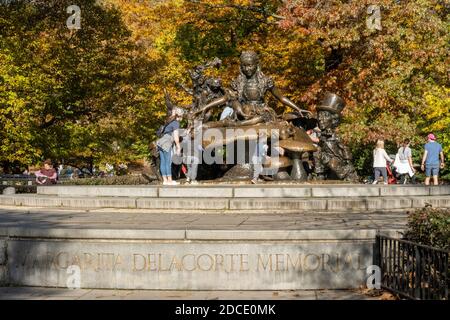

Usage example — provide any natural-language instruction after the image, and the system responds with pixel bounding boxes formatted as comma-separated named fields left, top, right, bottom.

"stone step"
left=1, top=194, right=449, bottom=211
left=0, top=224, right=401, bottom=290
left=36, top=184, right=450, bottom=198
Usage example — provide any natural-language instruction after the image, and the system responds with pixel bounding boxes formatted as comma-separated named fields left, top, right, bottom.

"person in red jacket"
left=35, top=159, right=57, bottom=185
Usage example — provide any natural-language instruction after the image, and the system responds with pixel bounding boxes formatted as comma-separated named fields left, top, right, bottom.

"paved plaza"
left=0, top=206, right=407, bottom=232
left=0, top=286, right=392, bottom=300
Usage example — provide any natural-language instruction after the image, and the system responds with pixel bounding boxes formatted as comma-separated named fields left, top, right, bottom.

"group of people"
left=32, top=161, right=125, bottom=185
left=372, top=133, right=445, bottom=185
left=155, top=106, right=284, bottom=185
left=28, top=132, right=447, bottom=187
left=156, top=112, right=447, bottom=186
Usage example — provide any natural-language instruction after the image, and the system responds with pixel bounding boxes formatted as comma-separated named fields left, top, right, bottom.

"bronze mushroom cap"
left=263, top=156, right=292, bottom=169
left=278, top=139, right=317, bottom=153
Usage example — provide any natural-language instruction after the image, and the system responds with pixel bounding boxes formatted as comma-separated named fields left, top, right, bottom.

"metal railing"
left=0, top=174, right=35, bottom=186
left=376, top=235, right=449, bottom=300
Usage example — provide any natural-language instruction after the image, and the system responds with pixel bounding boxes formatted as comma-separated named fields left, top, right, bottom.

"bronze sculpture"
left=176, top=57, right=224, bottom=123
left=151, top=52, right=358, bottom=183
left=193, top=51, right=312, bottom=128
left=313, top=93, right=359, bottom=181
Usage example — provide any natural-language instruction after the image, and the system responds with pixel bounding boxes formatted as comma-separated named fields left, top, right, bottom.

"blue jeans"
left=158, top=147, right=172, bottom=177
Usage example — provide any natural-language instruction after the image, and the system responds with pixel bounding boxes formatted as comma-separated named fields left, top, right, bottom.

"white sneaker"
left=190, top=180, right=198, bottom=185
left=170, top=181, right=179, bottom=185
left=162, top=181, right=170, bottom=186
left=372, top=180, right=378, bottom=184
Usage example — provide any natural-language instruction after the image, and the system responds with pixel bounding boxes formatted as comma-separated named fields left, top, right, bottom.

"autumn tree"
left=278, top=0, right=449, bottom=175
left=1, top=0, right=448, bottom=178
left=0, top=0, right=156, bottom=172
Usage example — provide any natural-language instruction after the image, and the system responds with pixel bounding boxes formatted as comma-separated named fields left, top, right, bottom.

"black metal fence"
left=0, top=174, right=35, bottom=185
left=376, top=235, right=449, bottom=300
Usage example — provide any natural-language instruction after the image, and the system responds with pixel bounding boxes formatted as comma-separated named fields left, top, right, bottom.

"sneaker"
left=190, top=180, right=198, bottom=185
left=162, top=181, right=170, bottom=186
left=186, top=177, right=190, bottom=183
left=169, top=181, right=179, bottom=185
left=372, top=180, right=378, bottom=184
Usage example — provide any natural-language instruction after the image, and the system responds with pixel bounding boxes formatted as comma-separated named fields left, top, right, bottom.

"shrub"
left=60, top=175, right=155, bottom=186
left=403, top=207, right=450, bottom=251
left=0, top=185, right=36, bottom=194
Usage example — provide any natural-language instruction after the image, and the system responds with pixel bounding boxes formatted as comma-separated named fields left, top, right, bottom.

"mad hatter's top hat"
left=316, top=92, right=345, bottom=114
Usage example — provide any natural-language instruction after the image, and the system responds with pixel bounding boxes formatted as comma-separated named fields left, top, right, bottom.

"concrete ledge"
left=412, top=197, right=450, bottom=208
left=0, top=196, right=15, bottom=206
left=0, top=240, right=6, bottom=265
left=366, top=199, right=413, bottom=210
left=136, top=198, right=229, bottom=210
left=326, top=199, right=368, bottom=211
left=234, top=187, right=311, bottom=198
left=34, top=185, right=450, bottom=199
left=159, top=187, right=233, bottom=198
left=186, top=229, right=388, bottom=241
left=379, top=186, right=430, bottom=196
left=2, top=195, right=449, bottom=211
left=312, top=187, right=379, bottom=197
left=38, top=186, right=157, bottom=198
left=0, top=228, right=403, bottom=241
left=0, top=228, right=186, bottom=240
left=230, top=199, right=327, bottom=211
left=14, top=196, right=62, bottom=207
left=429, top=185, right=450, bottom=196
left=60, top=197, right=137, bottom=209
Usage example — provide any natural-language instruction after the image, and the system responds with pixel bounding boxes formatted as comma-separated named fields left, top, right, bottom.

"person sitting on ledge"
left=35, top=159, right=57, bottom=185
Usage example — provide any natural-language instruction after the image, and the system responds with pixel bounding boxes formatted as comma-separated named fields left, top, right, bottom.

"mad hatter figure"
left=314, top=93, right=358, bottom=181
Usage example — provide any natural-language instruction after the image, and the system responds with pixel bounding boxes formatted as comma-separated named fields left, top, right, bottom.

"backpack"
left=156, top=120, right=176, bottom=138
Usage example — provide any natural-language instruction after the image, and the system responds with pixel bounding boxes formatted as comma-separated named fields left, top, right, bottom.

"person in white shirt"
left=373, top=140, right=393, bottom=184
left=393, top=139, right=416, bottom=184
